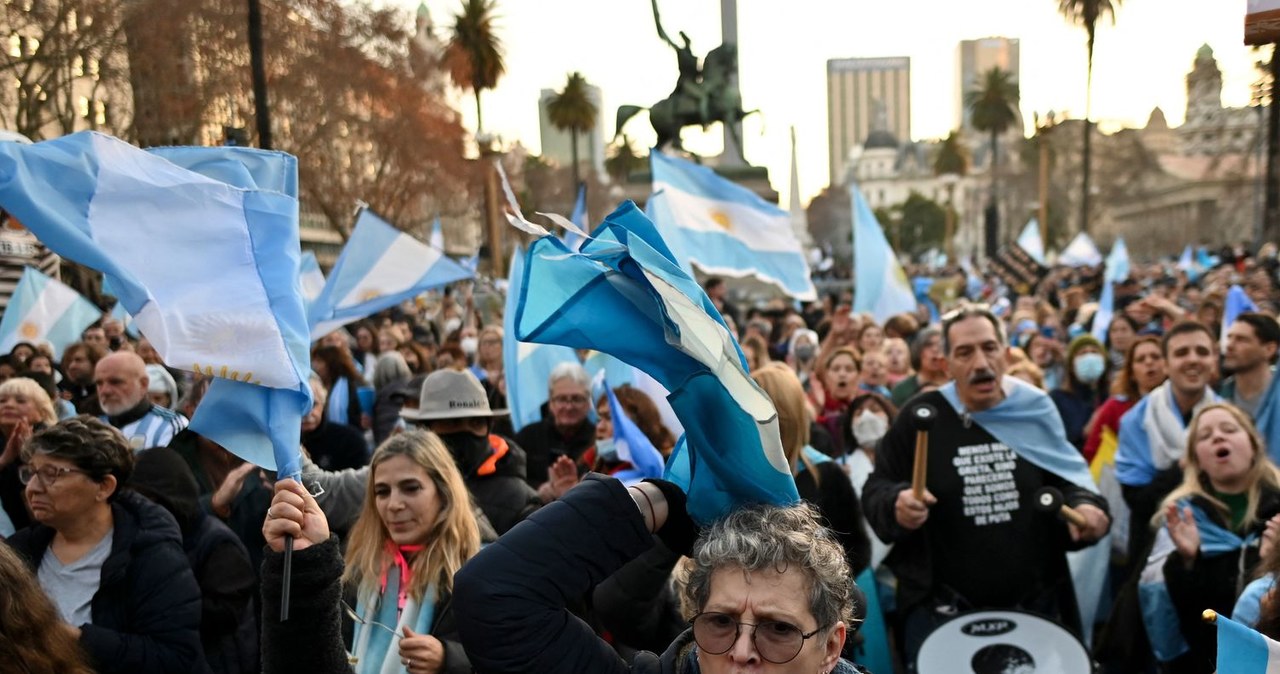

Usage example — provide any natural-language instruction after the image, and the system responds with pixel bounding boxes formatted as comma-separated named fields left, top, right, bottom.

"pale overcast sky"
left=395, top=0, right=1260, bottom=206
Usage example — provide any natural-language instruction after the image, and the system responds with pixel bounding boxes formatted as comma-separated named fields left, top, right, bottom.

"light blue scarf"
left=349, top=572, right=437, bottom=674
left=327, top=375, right=351, bottom=426
left=938, top=376, right=1097, bottom=492
left=1139, top=499, right=1256, bottom=662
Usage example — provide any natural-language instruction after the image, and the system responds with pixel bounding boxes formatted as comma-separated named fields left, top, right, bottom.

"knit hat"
left=1066, top=333, right=1105, bottom=365
left=145, top=364, right=179, bottom=408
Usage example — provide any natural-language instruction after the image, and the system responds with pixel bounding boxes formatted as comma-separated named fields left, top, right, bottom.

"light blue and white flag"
left=1217, top=613, right=1280, bottom=673
left=108, top=301, right=140, bottom=340
left=562, top=183, right=588, bottom=252
left=0, top=132, right=312, bottom=478
left=649, top=151, right=816, bottom=301
left=513, top=199, right=798, bottom=523
left=1092, top=237, right=1131, bottom=342
left=428, top=214, right=444, bottom=250
left=604, top=382, right=666, bottom=485
left=1059, top=231, right=1103, bottom=267
left=298, top=251, right=326, bottom=304
left=1224, top=284, right=1260, bottom=346
left=308, top=209, right=473, bottom=339
left=1017, top=218, right=1046, bottom=264
left=503, top=245, right=579, bottom=432
left=1176, top=245, right=1200, bottom=282
left=851, top=185, right=916, bottom=323
left=0, top=266, right=101, bottom=357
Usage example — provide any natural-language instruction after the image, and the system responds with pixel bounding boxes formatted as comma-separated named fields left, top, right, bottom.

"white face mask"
left=852, top=412, right=889, bottom=448
left=461, top=336, right=478, bottom=356
left=595, top=437, right=617, bottom=463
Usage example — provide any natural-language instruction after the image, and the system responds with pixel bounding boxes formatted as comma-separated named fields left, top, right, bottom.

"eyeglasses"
left=689, top=611, right=825, bottom=664
left=550, top=394, right=588, bottom=406
left=341, top=600, right=401, bottom=640
left=19, top=464, right=88, bottom=487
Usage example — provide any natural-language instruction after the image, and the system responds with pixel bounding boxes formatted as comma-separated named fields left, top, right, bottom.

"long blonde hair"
left=751, top=363, right=818, bottom=483
left=1158, top=403, right=1280, bottom=532
left=343, top=431, right=481, bottom=601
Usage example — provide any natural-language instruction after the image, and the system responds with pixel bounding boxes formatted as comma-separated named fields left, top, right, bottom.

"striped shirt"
left=0, top=222, right=60, bottom=313
left=105, top=406, right=188, bottom=450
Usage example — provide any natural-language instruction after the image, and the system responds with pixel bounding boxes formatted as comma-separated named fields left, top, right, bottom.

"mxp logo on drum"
left=961, top=618, right=1017, bottom=637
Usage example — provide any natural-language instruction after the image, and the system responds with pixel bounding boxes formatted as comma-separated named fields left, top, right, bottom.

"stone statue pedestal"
left=619, top=152, right=777, bottom=208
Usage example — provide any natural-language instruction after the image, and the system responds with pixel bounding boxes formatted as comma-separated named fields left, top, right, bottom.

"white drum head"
left=916, top=609, right=1092, bottom=674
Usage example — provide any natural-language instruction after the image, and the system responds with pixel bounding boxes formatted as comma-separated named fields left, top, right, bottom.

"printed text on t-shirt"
left=953, top=442, right=1019, bottom=527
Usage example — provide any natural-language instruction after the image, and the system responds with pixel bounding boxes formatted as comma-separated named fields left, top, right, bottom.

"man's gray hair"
left=682, top=502, right=854, bottom=629
left=547, top=362, right=590, bottom=393
left=941, top=304, right=1006, bottom=355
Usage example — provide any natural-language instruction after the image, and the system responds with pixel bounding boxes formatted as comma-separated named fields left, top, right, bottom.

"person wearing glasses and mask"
left=5, top=416, right=206, bottom=674
left=514, top=363, right=597, bottom=496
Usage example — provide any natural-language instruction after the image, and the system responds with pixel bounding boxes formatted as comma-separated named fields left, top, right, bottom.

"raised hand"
left=1165, top=502, right=1201, bottom=566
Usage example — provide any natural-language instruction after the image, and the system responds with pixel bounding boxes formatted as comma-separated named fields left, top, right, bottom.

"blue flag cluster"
left=512, top=200, right=799, bottom=523
left=0, top=132, right=312, bottom=478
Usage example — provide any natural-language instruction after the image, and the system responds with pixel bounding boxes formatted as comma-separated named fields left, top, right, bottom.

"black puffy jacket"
left=7, top=490, right=209, bottom=674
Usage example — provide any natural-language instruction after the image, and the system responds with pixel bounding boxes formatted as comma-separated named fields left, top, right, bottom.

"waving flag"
left=0, top=266, right=101, bottom=357
left=503, top=245, right=579, bottom=432
left=1059, top=232, right=1103, bottom=267
left=1224, top=284, right=1260, bottom=343
left=0, top=132, right=311, bottom=478
left=298, top=251, right=326, bottom=303
left=604, top=383, right=666, bottom=484
left=1092, top=237, right=1131, bottom=342
left=513, top=199, right=798, bottom=523
left=649, top=151, right=816, bottom=301
left=1017, top=218, right=1046, bottom=265
left=308, top=209, right=474, bottom=339
left=562, top=183, right=588, bottom=252
left=1217, top=611, right=1280, bottom=672
left=851, top=185, right=916, bottom=323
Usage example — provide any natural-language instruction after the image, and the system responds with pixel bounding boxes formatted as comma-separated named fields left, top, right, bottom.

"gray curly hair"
left=681, top=502, right=854, bottom=630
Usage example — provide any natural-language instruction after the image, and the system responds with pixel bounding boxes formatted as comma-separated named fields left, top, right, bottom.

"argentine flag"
left=604, top=382, right=665, bottom=485
left=851, top=185, right=916, bottom=323
left=0, top=266, right=101, bottom=357
left=1059, top=231, right=1103, bottom=267
left=1091, top=237, right=1131, bottom=342
left=298, top=251, right=326, bottom=303
left=649, top=151, right=816, bottom=301
left=562, top=183, right=589, bottom=252
left=1217, top=613, right=1280, bottom=673
left=1017, top=218, right=1046, bottom=264
left=308, top=209, right=474, bottom=339
left=503, top=245, right=579, bottom=432
left=0, top=132, right=312, bottom=478
left=513, top=199, right=799, bottom=523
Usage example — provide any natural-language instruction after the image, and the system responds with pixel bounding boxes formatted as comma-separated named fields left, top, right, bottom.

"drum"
left=915, top=609, right=1092, bottom=674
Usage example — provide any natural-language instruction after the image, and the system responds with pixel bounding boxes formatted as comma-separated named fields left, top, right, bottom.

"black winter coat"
left=259, top=536, right=471, bottom=674
left=452, top=475, right=864, bottom=674
left=6, top=490, right=209, bottom=674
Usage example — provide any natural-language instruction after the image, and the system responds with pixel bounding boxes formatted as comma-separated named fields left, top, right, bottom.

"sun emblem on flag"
left=359, top=288, right=382, bottom=302
left=709, top=210, right=733, bottom=231
left=19, top=321, right=38, bottom=339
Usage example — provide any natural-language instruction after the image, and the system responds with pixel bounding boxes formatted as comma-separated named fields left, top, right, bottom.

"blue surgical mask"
left=596, top=438, right=618, bottom=463
left=1073, top=353, right=1106, bottom=385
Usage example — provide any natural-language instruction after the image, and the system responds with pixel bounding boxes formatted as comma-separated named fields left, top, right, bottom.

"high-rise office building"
left=538, top=84, right=606, bottom=178
left=957, top=37, right=1020, bottom=131
left=827, top=56, right=911, bottom=185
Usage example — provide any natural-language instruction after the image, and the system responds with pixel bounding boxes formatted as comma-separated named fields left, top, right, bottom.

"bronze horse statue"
left=616, top=9, right=759, bottom=158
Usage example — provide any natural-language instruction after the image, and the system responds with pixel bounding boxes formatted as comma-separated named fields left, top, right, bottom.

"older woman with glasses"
left=5, top=416, right=206, bottom=674
left=453, top=475, right=862, bottom=674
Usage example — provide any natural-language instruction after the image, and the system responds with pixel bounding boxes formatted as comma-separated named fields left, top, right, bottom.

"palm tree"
left=445, top=0, right=505, bottom=134
left=1058, top=0, right=1120, bottom=235
left=606, top=135, right=646, bottom=184
left=965, top=67, right=1020, bottom=259
left=934, top=130, right=969, bottom=259
left=547, top=72, right=598, bottom=191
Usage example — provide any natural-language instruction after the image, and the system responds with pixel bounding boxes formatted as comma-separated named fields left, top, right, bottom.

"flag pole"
left=280, top=535, right=293, bottom=621
left=1203, top=609, right=1218, bottom=624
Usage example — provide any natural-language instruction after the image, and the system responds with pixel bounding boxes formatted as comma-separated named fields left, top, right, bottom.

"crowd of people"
left=2, top=244, right=1280, bottom=673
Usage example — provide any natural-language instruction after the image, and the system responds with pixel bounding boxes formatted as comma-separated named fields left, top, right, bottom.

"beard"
left=100, top=395, right=141, bottom=416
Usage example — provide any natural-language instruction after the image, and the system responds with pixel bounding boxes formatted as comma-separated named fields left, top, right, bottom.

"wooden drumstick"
left=911, top=405, right=936, bottom=501
left=1034, top=486, right=1087, bottom=527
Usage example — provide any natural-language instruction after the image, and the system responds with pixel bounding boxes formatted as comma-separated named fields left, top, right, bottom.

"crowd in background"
left=2, top=242, right=1280, bottom=673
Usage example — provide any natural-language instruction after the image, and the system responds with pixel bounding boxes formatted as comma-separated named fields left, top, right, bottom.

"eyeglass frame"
left=549, top=394, right=589, bottom=406
left=688, top=611, right=827, bottom=664
left=18, top=463, right=90, bottom=488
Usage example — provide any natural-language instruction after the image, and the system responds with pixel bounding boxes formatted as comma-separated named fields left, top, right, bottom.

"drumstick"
left=911, top=405, right=936, bottom=501
left=1033, top=487, right=1088, bottom=527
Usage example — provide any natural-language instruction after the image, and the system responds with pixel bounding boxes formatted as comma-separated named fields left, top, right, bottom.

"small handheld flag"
left=0, top=266, right=101, bottom=357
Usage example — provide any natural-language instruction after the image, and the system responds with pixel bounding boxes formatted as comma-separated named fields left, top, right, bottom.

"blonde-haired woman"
left=1140, top=403, right=1280, bottom=673
left=752, top=363, right=870, bottom=576
left=261, top=430, right=480, bottom=674
left=0, top=376, right=59, bottom=533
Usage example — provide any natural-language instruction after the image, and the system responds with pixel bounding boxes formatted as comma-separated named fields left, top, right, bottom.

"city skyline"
left=402, top=0, right=1258, bottom=208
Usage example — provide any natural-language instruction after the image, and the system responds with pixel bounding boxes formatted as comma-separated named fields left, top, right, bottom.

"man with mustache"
left=863, top=306, right=1110, bottom=670
left=1115, top=321, right=1221, bottom=570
